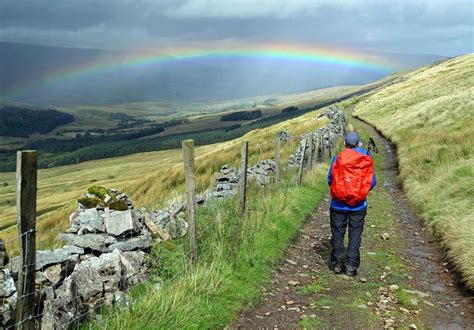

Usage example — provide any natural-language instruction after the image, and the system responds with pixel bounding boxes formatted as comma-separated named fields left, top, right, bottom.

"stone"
left=143, top=212, right=160, bottom=235
left=357, top=304, right=368, bottom=309
left=41, top=277, right=86, bottom=330
left=286, top=259, right=298, bottom=265
left=288, top=281, right=299, bottom=287
left=389, top=285, right=399, bottom=292
left=0, top=289, right=17, bottom=327
left=74, top=208, right=104, bottom=234
left=359, top=277, right=367, bottom=283
left=165, top=216, right=188, bottom=239
left=0, top=239, right=9, bottom=267
left=381, top=232, right=390, bottom=240
left=104, top=236, right=118, bottom=246
left=286, top=300, right=294, bottom=305
left=399, top=307, right=410, bottom=314
left=44, top=264, right=63, bottom=284
left=104, top=210, right=139, bottom=237
left=409, top=324, right=418, bottom=329
left=109, top=232, right=152, bottom=252
left=154, top=210, right=172, bottom=227
left=60, top=233, right=110, bottom=253
left=71, top=249, right=131, bottom=305
left=402, top=289, right=429, bottom=298
left=10, top=245, right=84, bottom=271
left=0, top=269, right=16, bottom=298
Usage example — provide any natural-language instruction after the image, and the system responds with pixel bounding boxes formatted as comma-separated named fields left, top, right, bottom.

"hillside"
left=0, top=103, right=329, bottom=252
left=353, top=53, right=474, bottom=288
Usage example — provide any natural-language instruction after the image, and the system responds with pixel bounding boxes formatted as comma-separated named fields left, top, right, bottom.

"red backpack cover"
left=330, top=148, right=374, bottom=206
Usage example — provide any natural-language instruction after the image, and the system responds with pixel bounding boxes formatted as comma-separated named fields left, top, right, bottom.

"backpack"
left=330, top=148, right=374, bottom=206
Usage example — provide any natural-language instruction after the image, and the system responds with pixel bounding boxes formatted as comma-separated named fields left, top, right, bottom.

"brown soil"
left=231, top=119, right=473, bottom=329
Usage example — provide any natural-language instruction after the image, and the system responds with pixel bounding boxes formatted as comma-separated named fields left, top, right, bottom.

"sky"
left=0, top=0, right=473, bottom=56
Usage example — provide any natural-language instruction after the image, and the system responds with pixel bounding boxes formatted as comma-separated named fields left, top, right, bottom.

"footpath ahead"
left=233, top=119, right=473, bottom=329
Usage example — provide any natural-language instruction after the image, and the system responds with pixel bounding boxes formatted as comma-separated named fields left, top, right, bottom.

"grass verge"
left=352, top=53, right=474, bottom=289
left=95, top=166, right=327, bottom=329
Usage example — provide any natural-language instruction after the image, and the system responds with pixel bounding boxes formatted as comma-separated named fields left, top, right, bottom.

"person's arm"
left=327, top=156, right=337, bottom=186
left=370, top=173, right=377, bottom=190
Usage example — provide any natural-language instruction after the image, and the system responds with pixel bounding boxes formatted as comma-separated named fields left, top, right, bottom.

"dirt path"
left=232, top=119, right=473, bottom=329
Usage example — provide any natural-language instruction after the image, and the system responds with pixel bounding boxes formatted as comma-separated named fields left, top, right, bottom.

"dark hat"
left=345, top=132, right=360, bottom=147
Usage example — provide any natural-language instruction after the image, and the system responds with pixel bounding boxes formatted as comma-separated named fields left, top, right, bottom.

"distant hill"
left=0, top=106, right=74, bottom=137
left=0, top=42, right=444, bottom=106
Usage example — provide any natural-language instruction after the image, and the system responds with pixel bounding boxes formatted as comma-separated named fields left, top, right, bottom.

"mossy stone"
left=87, top=185, right=108, bottom=199
left=108, top=200, right=128, bottom=211
left=78, top=196, right=103, bottom=209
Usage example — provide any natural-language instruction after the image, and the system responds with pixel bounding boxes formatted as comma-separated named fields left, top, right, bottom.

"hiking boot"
left=344, top=266, right=357, bottom=277
left=333, top=263, right=344, bottom=274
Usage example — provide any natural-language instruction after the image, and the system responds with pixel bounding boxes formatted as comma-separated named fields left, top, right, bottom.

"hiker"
left=327, top=132, right=377, bottom=276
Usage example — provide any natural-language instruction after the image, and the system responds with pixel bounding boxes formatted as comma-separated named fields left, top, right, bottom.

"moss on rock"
left=87, top=185, right=108, bottom=199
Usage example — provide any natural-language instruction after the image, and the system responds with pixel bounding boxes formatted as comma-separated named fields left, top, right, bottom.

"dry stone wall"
left=288, top=105, right=348, bottom=167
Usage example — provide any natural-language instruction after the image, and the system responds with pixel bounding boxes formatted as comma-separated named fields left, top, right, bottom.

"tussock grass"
left=353, top=53, right=474, bottom=289
left=96, top=166, right=327, bottom=329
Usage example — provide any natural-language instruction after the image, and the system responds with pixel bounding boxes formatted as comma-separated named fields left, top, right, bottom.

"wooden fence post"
left=297, top=138, right=307, bottom=186
left=314, top=134, right=321, bottom=164
left=15, top=150, right=37, bottom=330
left=321, top=129, right=327, bottom=162
left=274, top=136, right=281, bottom=188
left=182, top=140, right=197, bottom=263
left=307, top=133, right=314, bottom=170
left=239, top=141, right=249, bottom=216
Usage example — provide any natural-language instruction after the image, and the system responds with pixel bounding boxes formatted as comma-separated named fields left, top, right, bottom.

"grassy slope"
left=353, top=54, right=474, bottom=288
left=97, top=166, right=327, bottom=329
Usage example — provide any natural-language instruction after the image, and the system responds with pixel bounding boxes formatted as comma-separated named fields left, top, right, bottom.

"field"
left=352, top=53, right=474, bottom=288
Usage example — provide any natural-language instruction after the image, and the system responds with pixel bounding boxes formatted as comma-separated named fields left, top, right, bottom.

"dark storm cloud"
left=0, top=0, right=472, bottom=55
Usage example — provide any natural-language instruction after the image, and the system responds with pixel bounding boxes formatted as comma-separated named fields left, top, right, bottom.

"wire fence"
left=1, top=106, right=350, bottom=329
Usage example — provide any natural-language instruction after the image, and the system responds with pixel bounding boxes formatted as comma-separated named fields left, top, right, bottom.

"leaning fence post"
left=274, top=136, right=281, bottom=188
left=307, top=133, right=314, bottom=170
left=239, top=141, right=249, bottom=216
left=15, top=150, right=37, bottom=330
left=297, top=138, right=307, bottom=186
left=314, top=134, right=321, bottom=164
left=182, top=140, right=197, bottom=263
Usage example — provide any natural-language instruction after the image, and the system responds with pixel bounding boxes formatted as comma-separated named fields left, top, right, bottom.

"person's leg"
left=345, top=210, right=366, bottom=275
left=330, top=208, right=348, bottom=272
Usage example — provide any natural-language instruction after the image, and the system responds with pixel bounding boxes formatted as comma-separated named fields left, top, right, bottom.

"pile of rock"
left=202, top=159, right=277, bottom=201
left=248, top=159, right=276, bottom=186
left=1, top=187, right=190, bottom=329
left=205, top=165, right=240, bottom=200
left=277, top=131, right=293, bottom=143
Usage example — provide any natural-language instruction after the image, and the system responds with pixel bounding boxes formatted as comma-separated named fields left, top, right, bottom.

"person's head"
left=344, top=132, right=360, bottom=148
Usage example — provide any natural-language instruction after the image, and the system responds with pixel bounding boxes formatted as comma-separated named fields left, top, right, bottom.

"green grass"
left=353, top=53, right=474, bottom=289
left=93, top=166, right=327, bottom=329
left=299, top=280, right=326, bottom=295
left=299, top=316, right=322, bottom=329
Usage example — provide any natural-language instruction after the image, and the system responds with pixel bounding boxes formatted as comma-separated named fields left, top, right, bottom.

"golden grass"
left=353, top=53, right=474, bottom=289
left=0, top=105, right=328, bottom=255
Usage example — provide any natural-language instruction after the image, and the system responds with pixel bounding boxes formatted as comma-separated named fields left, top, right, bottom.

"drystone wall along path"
left=232, top=120, right=473, bottom=329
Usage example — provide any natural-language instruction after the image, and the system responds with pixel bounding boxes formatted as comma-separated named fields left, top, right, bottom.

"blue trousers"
left=330, top=208, right=366, bottom=269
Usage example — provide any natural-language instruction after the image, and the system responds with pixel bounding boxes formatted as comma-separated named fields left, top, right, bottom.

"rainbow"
left=2, top=43, right=398, bottom=101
